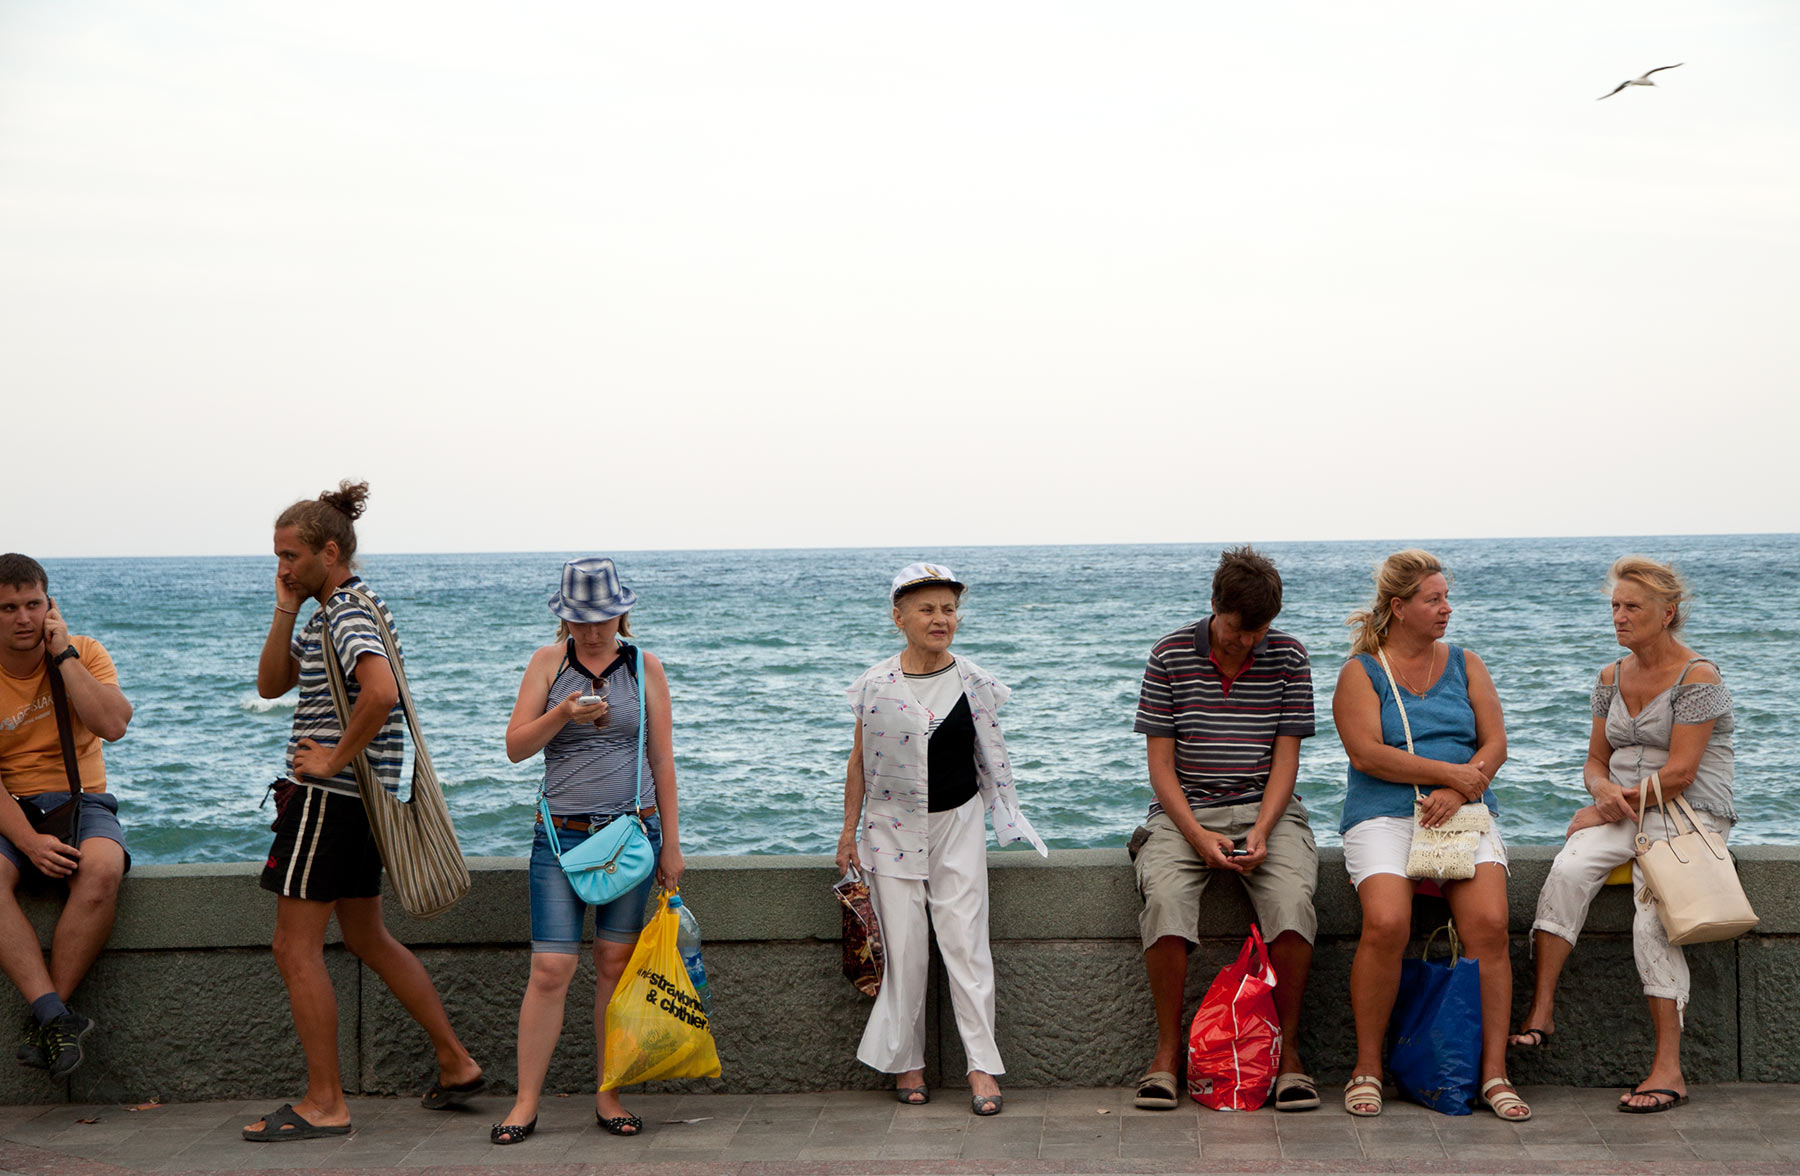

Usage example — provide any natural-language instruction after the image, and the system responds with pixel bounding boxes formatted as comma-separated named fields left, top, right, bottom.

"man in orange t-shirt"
left=0, top=553, right=134, bottom=1081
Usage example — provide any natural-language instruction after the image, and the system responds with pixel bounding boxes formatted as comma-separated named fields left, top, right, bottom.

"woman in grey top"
left=1510, top=557, right=1735, bottom=1114
left=491, top=558, right=684, bottom=1144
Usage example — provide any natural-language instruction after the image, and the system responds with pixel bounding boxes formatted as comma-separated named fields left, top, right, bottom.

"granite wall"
left=5, top=846, right=1795, bottom=1104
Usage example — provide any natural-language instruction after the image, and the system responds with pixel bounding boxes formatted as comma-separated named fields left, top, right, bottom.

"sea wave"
left=238, top=694, right=296, bottom=713
left=37, top=535, right=1800, bottom=864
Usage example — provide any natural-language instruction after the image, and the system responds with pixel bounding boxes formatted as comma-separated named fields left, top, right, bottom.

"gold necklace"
left=1390, top=643, right=1438, bottom=696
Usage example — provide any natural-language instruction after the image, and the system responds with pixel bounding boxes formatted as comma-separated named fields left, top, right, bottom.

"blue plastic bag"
left=1387, top=923, right=1481, bottom=1115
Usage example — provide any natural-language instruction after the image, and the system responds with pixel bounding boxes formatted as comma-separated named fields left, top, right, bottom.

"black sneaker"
left=16, top=1019, right=47, bottom=1071
left=42, top=1011, right=94, bottom=1080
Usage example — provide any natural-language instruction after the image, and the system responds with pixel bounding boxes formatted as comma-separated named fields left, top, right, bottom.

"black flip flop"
left=421, top=1074, right=487, bottom=1110
left=242, top=1104, right=352, bottom=1142
left=1509, top=1026, right=1553, bottom=1049
left=1619, top=1087, right=1688, bottom=1114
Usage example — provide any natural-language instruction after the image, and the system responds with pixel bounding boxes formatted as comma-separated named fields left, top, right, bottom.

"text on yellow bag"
left=601, top=890, right=722, bottom=1090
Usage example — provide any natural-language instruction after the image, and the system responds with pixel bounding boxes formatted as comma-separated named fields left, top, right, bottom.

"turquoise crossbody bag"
left=539, top=646, right=655, bottom=904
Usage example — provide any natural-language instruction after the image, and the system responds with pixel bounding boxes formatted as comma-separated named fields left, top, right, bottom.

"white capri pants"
left=1341, top=814, right=1509, bottom=889
left=1531, top=808, right=1732, bottom=1018
left=858, top=794, right=1003, bottom=1076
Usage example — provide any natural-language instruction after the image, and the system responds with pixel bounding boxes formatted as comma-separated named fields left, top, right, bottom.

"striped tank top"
left=542, top=639, right=653, bottom=817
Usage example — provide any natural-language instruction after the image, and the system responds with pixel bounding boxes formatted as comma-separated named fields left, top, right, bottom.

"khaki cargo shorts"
left=1133, top=798, right=1319, bottom=951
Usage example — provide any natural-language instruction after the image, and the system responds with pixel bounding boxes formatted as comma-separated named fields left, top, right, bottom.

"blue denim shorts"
left=0, top=792, right=132, bottom=877
left=529, top=813, right=661, bottom=953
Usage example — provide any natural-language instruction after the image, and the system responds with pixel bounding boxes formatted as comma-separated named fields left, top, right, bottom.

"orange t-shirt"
left=0, top=636, right=115, bottom=797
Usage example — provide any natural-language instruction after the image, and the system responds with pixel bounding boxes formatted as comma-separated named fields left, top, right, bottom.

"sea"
left=32, top=535, right=1798, bottom=867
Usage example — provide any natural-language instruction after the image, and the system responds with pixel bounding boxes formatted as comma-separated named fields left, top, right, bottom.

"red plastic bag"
left=1187, top=926, right=1282, bottom=1110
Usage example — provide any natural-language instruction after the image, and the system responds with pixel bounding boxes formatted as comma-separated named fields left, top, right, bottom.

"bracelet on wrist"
left=274, top=605, right=297, bottom=616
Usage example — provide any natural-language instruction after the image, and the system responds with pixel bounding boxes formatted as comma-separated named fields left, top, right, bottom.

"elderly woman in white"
left=835, top=563, right=1046, bottom=1116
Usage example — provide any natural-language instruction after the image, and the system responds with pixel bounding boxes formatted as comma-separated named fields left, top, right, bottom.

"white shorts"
left=1341, top=814, right=1509, bottom=889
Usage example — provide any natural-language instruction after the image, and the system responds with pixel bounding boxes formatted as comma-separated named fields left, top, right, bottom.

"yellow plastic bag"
left=601, top=890, right=722, bottom=1090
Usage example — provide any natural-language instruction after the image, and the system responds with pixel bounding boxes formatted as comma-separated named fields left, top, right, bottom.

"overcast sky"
left=4, top=1, right=1795, bottom=558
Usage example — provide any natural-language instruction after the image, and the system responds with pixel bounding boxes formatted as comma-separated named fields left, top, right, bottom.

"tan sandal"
left=1133, top=1070, right=1179, bottom=1110
left=1344, top=1074, right=1383, bottom=1117
left=1480, top=1077, right=1531, bottom=1121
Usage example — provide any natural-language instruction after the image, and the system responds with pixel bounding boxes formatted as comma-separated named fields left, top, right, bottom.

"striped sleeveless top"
left=542, top=639, right=653, bottom=817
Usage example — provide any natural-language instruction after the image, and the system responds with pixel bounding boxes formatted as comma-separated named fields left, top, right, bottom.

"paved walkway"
left=3, top=1083, right=1797, bottom=1175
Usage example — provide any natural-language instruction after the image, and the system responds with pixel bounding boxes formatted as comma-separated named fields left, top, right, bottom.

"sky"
left=3, top=1, right=1796, bottom=558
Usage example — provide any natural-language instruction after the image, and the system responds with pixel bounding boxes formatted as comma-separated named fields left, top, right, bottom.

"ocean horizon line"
left=34, top=529, right=1800, bottom=563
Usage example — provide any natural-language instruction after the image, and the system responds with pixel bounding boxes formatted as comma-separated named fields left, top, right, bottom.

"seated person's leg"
left=1134, top=816, right=1209, bottom=1095
left=51, top=833, right=127, bottom=1000
left=1240, top=800, right=1318, bottom=1088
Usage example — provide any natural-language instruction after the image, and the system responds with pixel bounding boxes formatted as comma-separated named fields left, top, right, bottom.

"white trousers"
left=1531, top=808, right=1732, bottom=1018
left=857, top=794, right=1004, bottom=1076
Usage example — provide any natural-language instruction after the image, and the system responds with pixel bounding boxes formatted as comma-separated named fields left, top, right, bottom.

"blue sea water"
left=33, top=535, right=1799, bottom=866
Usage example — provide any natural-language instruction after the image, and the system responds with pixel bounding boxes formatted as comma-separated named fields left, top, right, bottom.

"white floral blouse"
left=846, top=653, right=1048, bottom=880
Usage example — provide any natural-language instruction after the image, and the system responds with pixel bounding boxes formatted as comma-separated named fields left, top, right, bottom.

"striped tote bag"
left=321, top=587, right=472, bottom=919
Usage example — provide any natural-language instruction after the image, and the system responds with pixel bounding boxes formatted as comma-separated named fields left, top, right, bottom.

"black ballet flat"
left=489, top=1116, right=537, bottom=1145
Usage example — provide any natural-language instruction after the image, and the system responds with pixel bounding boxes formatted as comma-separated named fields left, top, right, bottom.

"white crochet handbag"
left=1374, top=648, right=1491, bottom=882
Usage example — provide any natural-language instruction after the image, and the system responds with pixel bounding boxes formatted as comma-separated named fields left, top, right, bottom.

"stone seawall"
left=7, top=847, right=1797, bottom=1104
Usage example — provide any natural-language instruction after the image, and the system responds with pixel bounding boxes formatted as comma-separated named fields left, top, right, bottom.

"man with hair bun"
left=244, top=481, right=482, bottom=1142
left=0, top=553, right=134, bottom=1081
left=1128, top=545, right=1322, bottom=1112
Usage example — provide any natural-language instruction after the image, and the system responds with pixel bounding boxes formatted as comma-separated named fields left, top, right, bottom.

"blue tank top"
left=1338, top=645, right=1496, bottom=834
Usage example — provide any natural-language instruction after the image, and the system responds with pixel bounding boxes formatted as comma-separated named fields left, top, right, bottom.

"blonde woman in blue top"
left=1332, top=550, right=1528, bottom=1122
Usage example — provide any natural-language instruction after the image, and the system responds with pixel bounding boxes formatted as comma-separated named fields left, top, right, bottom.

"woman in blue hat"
left=489, top=558, right=683, bottom=1144
left=837, top=563, right=1047, bottom=1116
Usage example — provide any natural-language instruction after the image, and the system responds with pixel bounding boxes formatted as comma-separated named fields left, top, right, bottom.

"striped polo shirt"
left=287, top=575, right=405, bottom=797
left=1133, top=617, right=1315, bottom=816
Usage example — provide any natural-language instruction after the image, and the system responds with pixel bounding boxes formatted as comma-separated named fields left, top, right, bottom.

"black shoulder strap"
left=44, top=653, right=84, bottom=801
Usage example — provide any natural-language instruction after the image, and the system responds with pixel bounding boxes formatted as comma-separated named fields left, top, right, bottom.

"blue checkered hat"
left=548, top=557, right=638, bottom=623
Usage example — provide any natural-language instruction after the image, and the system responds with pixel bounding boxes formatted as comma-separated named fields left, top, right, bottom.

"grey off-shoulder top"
left=1591, top=657, right=1735, bottom=823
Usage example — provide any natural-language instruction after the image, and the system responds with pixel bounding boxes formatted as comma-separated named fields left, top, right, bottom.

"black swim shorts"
left=259, top=784, right=383, bottom=903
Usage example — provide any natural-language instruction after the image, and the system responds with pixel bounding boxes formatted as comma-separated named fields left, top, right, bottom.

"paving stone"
left=10, top=1084, right=1800, bottom=1173
left=960, top=1132, right=1046, bottom=1158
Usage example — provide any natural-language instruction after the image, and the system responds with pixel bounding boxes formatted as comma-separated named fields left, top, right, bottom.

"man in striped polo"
left=1129, top=546, right=1320, bottom=1112
left=245, top=481, right=482, bottom=1142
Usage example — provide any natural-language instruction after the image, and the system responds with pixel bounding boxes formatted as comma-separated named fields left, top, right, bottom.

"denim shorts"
left=0, top=792, right=132, bottom=877
left=529, top=812, right=662, bottom=953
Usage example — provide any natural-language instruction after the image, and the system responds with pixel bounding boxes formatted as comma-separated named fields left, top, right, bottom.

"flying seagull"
left=1598, top=63, right=1683, bottom=100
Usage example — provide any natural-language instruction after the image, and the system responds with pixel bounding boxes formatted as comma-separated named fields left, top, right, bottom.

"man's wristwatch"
left=50, top=645, right=80, bottom=667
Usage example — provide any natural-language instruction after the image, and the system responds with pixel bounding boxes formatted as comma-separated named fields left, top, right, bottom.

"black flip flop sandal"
left=422, top=1074, right=487, bottom=1110
left=242, top=1104, right=352, bottom=1142
left=1509, top=1026, right=1553, bottom=1049
left=1619, top=1087, right=1688, bottom=1114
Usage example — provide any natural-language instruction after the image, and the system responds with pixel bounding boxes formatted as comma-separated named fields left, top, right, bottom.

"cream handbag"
left=1634, top=771, right=1758, bottom=946
left=1375, top=649, right=1491, bottom=882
